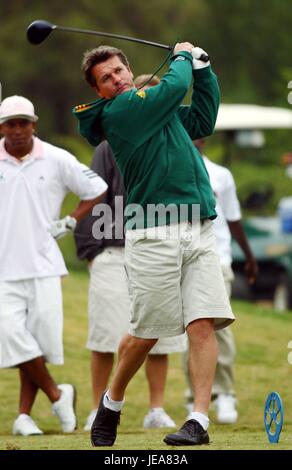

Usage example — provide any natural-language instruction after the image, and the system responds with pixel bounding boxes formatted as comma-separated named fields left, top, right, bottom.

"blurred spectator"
left=0, top=95, right=107, bottom=435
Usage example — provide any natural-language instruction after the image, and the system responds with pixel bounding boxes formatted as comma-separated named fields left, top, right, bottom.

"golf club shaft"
left=27, top=20, right=210, bottom=62
left=57, top=25, right=209, bottom=61
left=55, top=25, right=172, bottom=50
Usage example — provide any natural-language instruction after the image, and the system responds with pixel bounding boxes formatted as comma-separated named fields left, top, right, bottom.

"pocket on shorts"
left=91, top=249, right=112, bottom=271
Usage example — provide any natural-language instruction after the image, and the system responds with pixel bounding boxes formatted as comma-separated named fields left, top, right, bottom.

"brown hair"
left=134, top=74, right=160, bottom=89
left=82, top=46, right=130, bottom=87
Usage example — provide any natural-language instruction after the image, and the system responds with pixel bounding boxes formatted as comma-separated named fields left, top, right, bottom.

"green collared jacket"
left=73, top=51, right=220, bottom=228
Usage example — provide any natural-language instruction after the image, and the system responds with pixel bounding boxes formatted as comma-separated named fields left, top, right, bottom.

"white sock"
left=189, top=411, right=209, bottom=430
left=103, top=390, right=125, bottom=412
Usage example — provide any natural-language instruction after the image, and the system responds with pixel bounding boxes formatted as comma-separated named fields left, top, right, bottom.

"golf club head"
left=27, top=20, right=56, bottom=45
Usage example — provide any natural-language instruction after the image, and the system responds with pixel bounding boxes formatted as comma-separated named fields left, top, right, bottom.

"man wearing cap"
left=0, top=95, right=107, bottom=435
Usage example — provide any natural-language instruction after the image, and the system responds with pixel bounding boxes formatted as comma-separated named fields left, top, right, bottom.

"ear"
left=32, top=122, right=37, bottom=134
left=128, top=66, right=134, bottom=80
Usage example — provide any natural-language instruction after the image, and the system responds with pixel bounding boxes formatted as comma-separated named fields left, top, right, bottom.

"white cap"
left=0, top=96, right=38, bottom=124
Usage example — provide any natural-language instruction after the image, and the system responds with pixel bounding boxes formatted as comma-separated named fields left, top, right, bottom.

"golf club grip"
left=198, top=53, right=210, bottom=63
left=170, top=48, right=210, bottom=62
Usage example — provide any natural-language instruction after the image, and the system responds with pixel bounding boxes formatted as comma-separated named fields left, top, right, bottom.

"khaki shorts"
left=125, top=220, right=235, bottom=339
left=221, top=264, right=235, bottom=298
left=0, top=277, right=63, bottom=368
left=87, top=247, right=186, bottom=354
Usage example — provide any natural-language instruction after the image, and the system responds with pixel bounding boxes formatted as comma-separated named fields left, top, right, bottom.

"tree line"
left=1, top=0, right=291, bottom=139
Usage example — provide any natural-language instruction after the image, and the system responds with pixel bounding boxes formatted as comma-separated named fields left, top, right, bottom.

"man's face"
left=91, top=55, right=134, bottom=99
left=0, top=119, right=35, bottom=153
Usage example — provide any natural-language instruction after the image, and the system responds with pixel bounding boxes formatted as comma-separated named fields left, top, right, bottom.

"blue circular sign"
left=264, top=391, right=284, bottom=443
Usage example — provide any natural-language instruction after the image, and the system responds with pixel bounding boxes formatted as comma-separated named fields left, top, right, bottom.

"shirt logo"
left=0, top=172, right=4, bottom=182
left=135, top=90, right=146, bottom=99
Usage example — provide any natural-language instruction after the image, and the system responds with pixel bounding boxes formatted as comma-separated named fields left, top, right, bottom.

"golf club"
left=26, top=20, right=209, bottom=62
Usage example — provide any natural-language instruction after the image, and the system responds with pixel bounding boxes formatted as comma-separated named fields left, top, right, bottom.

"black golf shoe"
left=163, top=419, right=209, bottom=446
left=91, top=392, right=121, bottom=447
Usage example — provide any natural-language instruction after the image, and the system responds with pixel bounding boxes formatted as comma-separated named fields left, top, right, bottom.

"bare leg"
left=213, top=328, right=236, bottom=395
left=91, top=351, right=114, bottom=408
left=19, top=369, right=39, bottom=415
left=109, top=334, right=157, bottom=401
left=18, top=356, right=61, bottom=403
left=187, top=319, right=218, bottom=414
left=145, top=354, right=168, bottom=408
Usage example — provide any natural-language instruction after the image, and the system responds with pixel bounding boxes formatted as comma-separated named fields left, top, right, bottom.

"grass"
left=1, top=271, right=292, bottom=450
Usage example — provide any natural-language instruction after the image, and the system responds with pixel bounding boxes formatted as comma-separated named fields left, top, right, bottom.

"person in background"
left=0, top=95, right=107, bottom=435
left=184, top=138, right=258, bottom=423
left=74, top=74, right=186, bottom=432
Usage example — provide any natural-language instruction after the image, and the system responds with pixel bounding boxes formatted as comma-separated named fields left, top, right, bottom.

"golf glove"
left=191, top=47, right=210, bottom=70
left=49, top=215, right=77, bottom=240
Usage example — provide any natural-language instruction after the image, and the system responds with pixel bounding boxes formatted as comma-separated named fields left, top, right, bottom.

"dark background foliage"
left=1, top=0, right=291, bottom=138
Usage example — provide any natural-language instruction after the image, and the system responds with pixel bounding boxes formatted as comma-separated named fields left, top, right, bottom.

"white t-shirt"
left=0, top=137, right=107, bottom=281
left=203, top=156, right=241, bottom=266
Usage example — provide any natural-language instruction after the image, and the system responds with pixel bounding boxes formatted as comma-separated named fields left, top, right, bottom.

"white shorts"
left=87, top=247, right=186, bottom=354
left=125, top=220, right=235, bottom=339
left=0, top=277, right=63, bottom=368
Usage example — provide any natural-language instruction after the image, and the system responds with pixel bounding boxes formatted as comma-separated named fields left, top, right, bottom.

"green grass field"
left=1, top=271, right=292, bottom=450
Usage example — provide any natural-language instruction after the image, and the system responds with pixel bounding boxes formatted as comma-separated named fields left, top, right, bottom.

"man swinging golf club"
left=73, top=41, right=235, bottom=447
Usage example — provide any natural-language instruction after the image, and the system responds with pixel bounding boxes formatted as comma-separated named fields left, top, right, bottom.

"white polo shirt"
left=0, top=137, right=107, bottom=281
left=203, top=156, right=241, bottom=266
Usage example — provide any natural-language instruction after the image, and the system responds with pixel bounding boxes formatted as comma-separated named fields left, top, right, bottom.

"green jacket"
left=73, top=51, right=220, bottom=228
